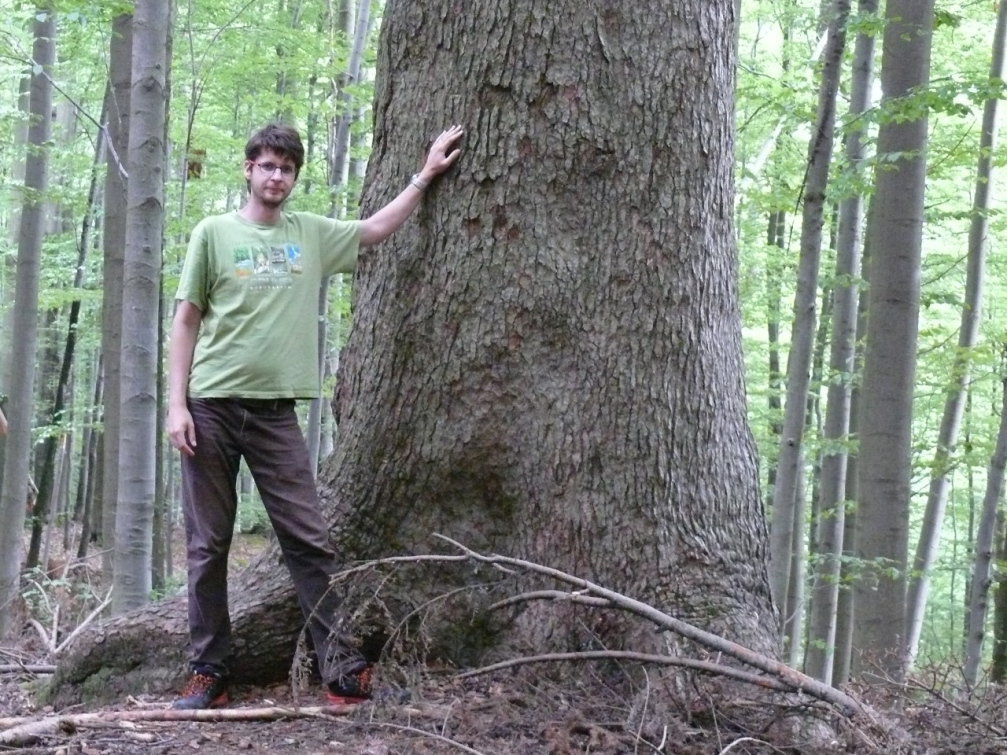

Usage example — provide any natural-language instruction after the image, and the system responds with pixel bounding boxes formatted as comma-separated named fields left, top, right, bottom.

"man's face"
left=244, top=149, right=297, bottom=208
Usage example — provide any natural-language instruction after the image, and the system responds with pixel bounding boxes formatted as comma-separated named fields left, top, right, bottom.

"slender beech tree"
left=100, top=12, right=132, bottom=575
left=832, top=201, right=873, bottom=686
left=0, top=7, right=56, bottom=638
left=905, top=0, right=1007, bottom=664
left=766, top=210, right=785, bottom=498
left=769, top=0, right=850, bottom=636
left=307, top=0, right=372, bottom=473
left=0, top=77, right=31, bottom=500
left=54, top=0, right=779, bottom=699
left=963, top=357, right=1007, bottom=688
left=993, top=509, right=1007, bottom=683
left=853, top=0, right=935, bottom=685
left=112, top=0, right=169, bottom=614
left=804, top=0, right=877, bottom=686
left=25, top=100, right=107, bottom=571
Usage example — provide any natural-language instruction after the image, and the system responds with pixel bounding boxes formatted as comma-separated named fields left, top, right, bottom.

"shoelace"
left=181, top=673, right=217, bottom=696
left=354, top=667, right=373, bottom=695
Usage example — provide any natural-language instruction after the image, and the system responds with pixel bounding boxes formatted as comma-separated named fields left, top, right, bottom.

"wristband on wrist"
left=410, top=173, right=429, bottom=192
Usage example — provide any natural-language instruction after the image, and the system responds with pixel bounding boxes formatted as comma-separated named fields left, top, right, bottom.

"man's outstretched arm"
left=358, top=125, right=464, bottom=247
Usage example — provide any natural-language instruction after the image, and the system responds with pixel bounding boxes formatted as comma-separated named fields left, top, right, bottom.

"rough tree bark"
left=52, top=0, right=777, bottom=703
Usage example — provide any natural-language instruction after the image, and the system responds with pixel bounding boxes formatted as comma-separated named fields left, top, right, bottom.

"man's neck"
left=239, top=199, right=283, bottom=225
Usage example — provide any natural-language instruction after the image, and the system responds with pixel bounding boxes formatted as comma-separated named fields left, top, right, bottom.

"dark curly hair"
left=244, top=122, right=304, bottom=177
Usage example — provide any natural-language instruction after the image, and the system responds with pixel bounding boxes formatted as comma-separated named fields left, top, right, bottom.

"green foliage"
left=6, top=0, right=1007, bottom=678
left=736, top=0, right=1007, bottom=667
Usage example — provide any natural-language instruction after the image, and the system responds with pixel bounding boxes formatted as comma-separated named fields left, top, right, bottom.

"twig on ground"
left=28, top=618, right=54, bottom=655
left=0, top=664, right=56, bottom=675
left=55, top=588, right=112, bottom=656
left=905, top=676, right=1007, bottom=738
left=459, top=650, right=799, bottom=694
left=717, top=737, right=786, bottom=754
left=432, top=533, right=875, bottom=724
left=343, top=721, right=490, bottom=755
left=0, top=703, right=383, bottom=747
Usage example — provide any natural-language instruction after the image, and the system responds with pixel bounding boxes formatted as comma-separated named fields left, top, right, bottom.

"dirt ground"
left=7, top=645, right=1007, bottom=755
left=0, top=656, right=810, bottom=755
left=5, top=532, right=1007, bottom=753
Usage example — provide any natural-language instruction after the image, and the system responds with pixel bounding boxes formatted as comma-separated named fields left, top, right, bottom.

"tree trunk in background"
left=992, top=509, right=1007, bottom=682
left=768, top=0, right=849, bottom=628
left=101, top=12, right=132, bottom=580
left=0, top=6, right=56, bottom=638
left=0, top=76, right=31, bottom=500
left=786, top=282, right=833, bottom=667
left=52, top=0, right=779, bottom=702
left=766, top=210, right=785, bottom=497
left=152, top=281, right=166, bottom=592
left=25, top=101, right=106, bottom=570
left=963, top=365, right=1007, bottom=688
left=76, top=352, right=103, bottom=559
left=853, top=0, right=935, bottom=686
left=308, top=0, right=371, bottom=474
left=804, top=0, right=876, bottom=685
left=113, top=0, right=169, bottom=614
left=833, top=215, right=872, bottom=686
left=905, top=0, right=1007, bottom=665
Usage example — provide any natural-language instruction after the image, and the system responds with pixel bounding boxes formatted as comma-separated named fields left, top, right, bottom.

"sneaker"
left=172, top=671, right=229, bottom=710
left=325, top=665, right=373, bottom=705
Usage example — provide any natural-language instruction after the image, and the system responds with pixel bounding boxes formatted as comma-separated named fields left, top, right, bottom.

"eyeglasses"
left=253, top=161, right=295, bottom=178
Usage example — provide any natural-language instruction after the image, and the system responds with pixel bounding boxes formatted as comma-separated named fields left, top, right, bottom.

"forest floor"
left=3, top=531, right=1007, bottom=753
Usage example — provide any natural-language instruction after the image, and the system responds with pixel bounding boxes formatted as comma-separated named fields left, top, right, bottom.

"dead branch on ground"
left=0, top=702, right=419, bottom=747
left=0, top=664, right=56, bottom=675
left=431, top=533, right=877, bottom=724
left=459, top=650, right=802, bottom=695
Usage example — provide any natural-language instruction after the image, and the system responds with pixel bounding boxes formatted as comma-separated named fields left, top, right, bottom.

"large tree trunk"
left=52, top=0, right=777, bottom=703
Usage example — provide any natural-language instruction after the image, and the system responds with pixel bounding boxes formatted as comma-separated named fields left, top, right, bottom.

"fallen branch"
left=0, top=664, right=56, bottom=675
left=432, top=534, right=876, bottom=723
left=459, top=650, right=800, bottom=694
left=0, top=703, right=362, bottom=747
left=55, top=588, right=113, bottom=656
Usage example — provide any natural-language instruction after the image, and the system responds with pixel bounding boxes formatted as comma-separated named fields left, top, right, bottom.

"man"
left=167, top=121, right=463, bottom=709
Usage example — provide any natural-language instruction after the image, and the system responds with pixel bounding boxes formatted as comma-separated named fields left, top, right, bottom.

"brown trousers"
left=179, top=397, right=364, bottom=684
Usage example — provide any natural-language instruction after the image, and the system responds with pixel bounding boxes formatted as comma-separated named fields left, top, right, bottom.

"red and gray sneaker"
left=325, top=666, right=373, bottom=705
left=172, top=671, right=229, bottom=710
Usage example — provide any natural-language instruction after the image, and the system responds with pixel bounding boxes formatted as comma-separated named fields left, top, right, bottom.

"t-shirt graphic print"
left=233, top=243, right=304, bottom=289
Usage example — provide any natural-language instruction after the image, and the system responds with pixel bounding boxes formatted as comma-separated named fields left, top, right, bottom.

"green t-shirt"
left=176, top=211, right=360, bottom=399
